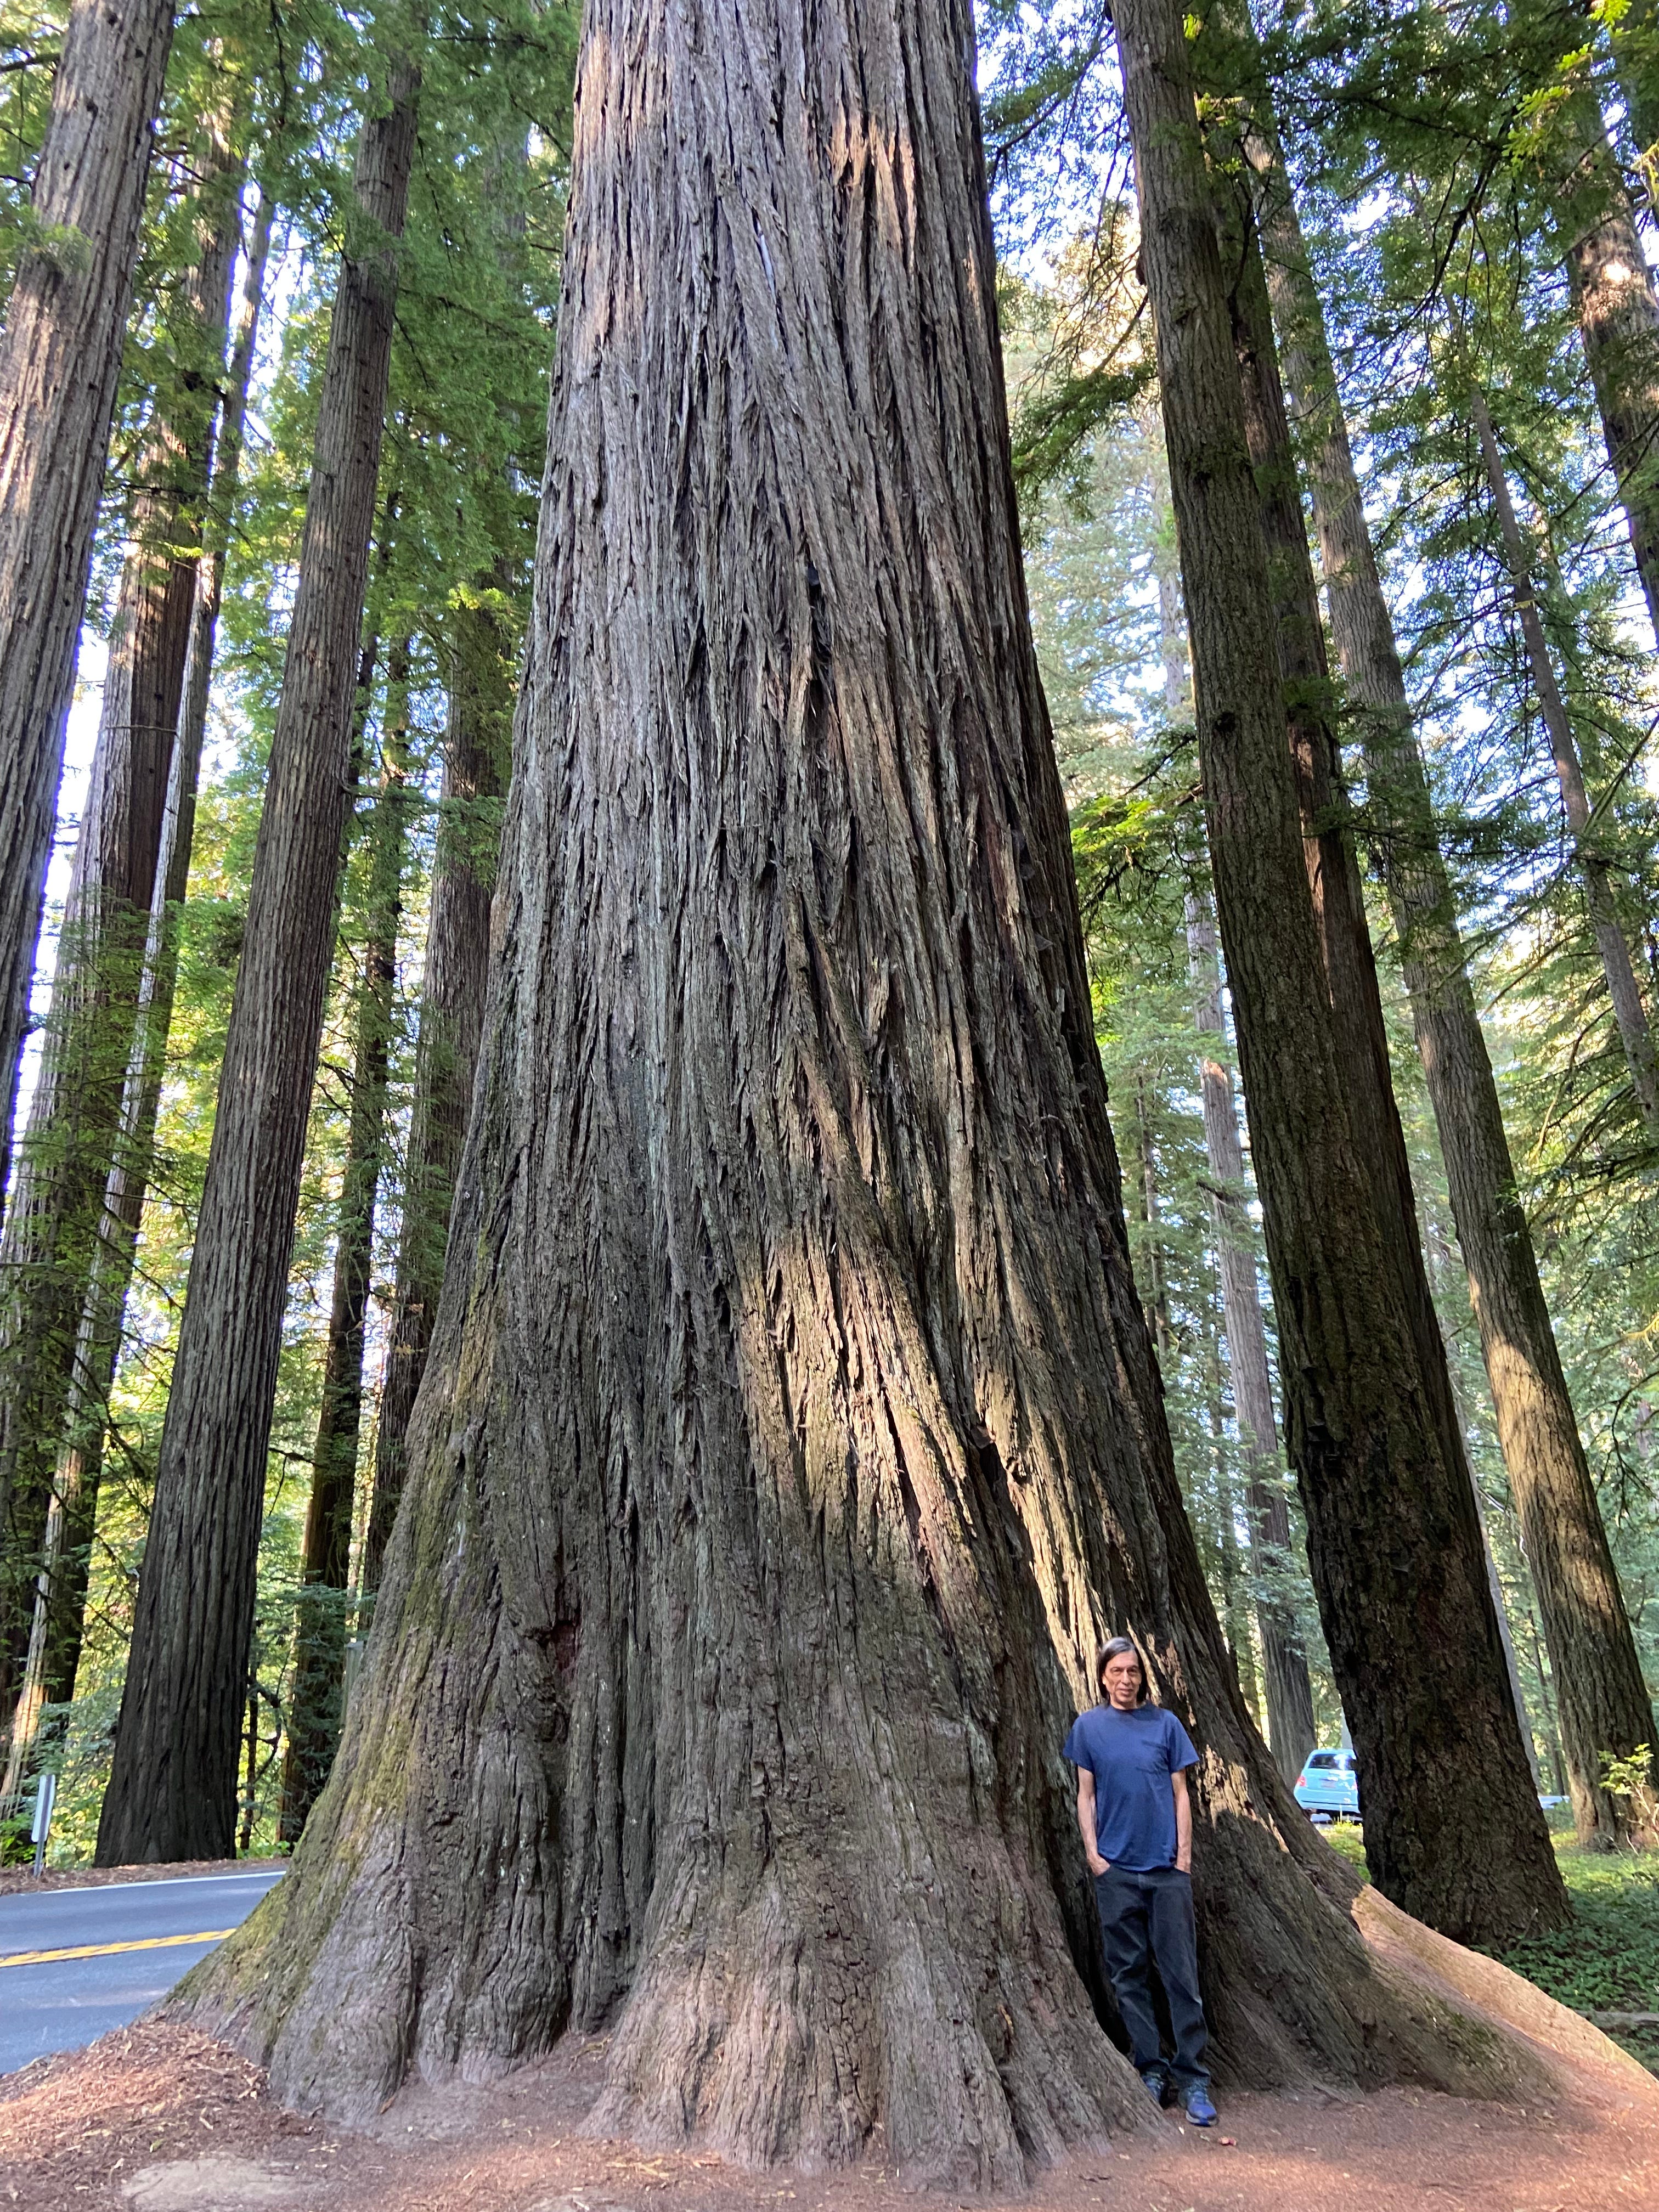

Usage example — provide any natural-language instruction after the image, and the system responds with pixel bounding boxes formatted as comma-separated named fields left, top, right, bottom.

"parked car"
left=1294, top=1748, right=1360, bottom=1822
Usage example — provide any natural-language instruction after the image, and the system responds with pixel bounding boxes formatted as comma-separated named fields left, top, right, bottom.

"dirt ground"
left=0, top=1859, right=285, bottom=1899
left=1, top=2021, right=1654, bottom=2212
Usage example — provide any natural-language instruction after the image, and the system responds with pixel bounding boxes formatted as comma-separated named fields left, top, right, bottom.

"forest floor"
left=3, top=1831, right=1656, bottom=2211
left=1, top=2014, right=1655, bottom=2212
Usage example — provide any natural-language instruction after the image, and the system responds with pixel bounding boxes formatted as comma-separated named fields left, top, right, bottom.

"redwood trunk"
left=1551, top=82, right=1659, bottom=645
left=1183, top=893, right=1315, bottom=1786
left=361, top=595, right=509, bottom=1595
left=1128, top=1071, right=1172, bottom=1361
left=0, top=199, right=278, bottom=1775
left=184, top=0, right=1582, bottom=2164
left=1164, top=523, right=1312, bottom=1779
left=0, top=0, right=176, bottom=1191
left=1609, top=8, right=1659, bottom=189
left=1202, top=1312, right=1262, bottom=1728
left=1215, top=128, right=1559, bottom=1889
left=1237, top=85, right=1658, bottom=1845
left=0, top=135, right=243, bottom=1708
left=279, top=679, right=409, bottom=1841
left=1469, top=381, right=1659, bottom=1135
left=1114, top=0, right=1565, bottom=1942
left=96, top=66, right=421, bottom=1865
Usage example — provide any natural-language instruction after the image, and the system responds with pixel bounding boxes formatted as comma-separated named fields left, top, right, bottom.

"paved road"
left=0, top=1867, right=284, bottom=2075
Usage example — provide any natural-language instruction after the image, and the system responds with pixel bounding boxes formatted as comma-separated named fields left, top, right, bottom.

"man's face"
left=1102, top=1652, right=1142, bottom=1710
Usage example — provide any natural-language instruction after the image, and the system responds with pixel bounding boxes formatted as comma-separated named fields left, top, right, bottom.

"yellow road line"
left=0, top=1928, right=234, bottom=1969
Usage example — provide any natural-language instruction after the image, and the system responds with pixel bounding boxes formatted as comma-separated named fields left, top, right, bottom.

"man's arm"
left=1172, top=1767, right=1193, bottom=1874
left=1076, top=1768, right=1108, bottom=1876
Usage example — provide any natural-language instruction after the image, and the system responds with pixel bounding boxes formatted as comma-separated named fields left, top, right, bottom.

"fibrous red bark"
left=179, top=0, right=1605, bottom=2174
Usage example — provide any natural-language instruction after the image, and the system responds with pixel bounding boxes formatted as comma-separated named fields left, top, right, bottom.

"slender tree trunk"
left=1609, top=7, right=1659, bottom=193
left=1214, top=121, right=1560, bottom=1870
left=1214, top=146, right=1446, bottom=1394
left=1236, top=81, right=1658, bottom=1846
left=179, top=0, right=1593, bottom=2157
left=1155, top=554, right=1187, bottom=720
left=1415, top=1215, right=1547, bottom=1798
left=1204, top=1318, right=1262, bottom=1729
left=1114, top=0, right=1565, bottom=1940
left=1477, top=1496, right=1542, bottom=1792
left=0, top=199, right=278, bottom=1794
left=1549, top=80, right=1659, bottom=644
left=0, top=0, right=177, bottom=1187
left=0, top=129, right=244, bottom=1717
left=1525, top=1607, right=1570, bottom=1801
left=278, top=661, right=410, bottom=1842
left=0, top=704, right=207, bottom=1808
left=239, top=1678, right=260, bottom=1854
left=1183, top=894, right=1316, bottom=1787
left=1221, top=157, right=1572, bottom=1812
left=96, top=63, right=421, bottom=1866
left=1470, top=381, right=1659, bottom=1133
left=1129, top=1071, right=1171, bottom=1361
left=360, top=594, right=509, bottom=1594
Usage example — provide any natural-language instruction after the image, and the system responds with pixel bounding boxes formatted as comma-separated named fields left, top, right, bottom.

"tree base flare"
left=174, top=1799, right=1158, bottom=2187
left=1352, top=1883, right=1659, bottom=2108
left=12, top=2018, right=1659, bottom=2210
left=171, top=1843, right=1654, bottom=2188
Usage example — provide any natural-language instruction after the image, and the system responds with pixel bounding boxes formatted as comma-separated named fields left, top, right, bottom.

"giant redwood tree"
left=177, top=0, right=1624, bottom=2170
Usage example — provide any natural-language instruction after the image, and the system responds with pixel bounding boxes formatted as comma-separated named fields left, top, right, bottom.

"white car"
left=1294, top=1748, right=1360, bottom=1821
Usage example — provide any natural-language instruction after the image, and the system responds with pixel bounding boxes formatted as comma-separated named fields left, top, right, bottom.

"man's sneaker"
left=1140, top=2068, right=1168, bottom=2108
left=1183, top=2085, right=1217, bottom=2127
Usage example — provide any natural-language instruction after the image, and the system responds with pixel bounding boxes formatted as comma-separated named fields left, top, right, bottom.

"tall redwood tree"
left=0, top=129, right=243, bottom=1703
left=1226, top=31, right=1659, bottom=1846
left=0, top=0, right=176, bottom=1189
left=362, top=592, right=510, bottom=1593
left=97, top=60, right=421, bottom=1865
left=185, top=0, right=1595, bottom=2169
left=1113, top=0, right=1564, bottom=1943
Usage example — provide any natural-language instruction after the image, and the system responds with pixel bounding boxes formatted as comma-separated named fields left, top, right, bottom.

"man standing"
left=1065, top=1635, right=1217, bottom=2126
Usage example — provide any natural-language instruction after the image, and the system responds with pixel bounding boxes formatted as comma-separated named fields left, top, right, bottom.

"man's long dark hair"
left=1095, top=1634, right=1150, bottom=1703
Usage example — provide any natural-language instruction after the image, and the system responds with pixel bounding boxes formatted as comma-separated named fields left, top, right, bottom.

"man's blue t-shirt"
left=1064, top=1702, right=1199, bottom=1872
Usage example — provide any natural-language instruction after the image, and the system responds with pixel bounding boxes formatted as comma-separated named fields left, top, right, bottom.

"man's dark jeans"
left=1093, top=1864, right=1209, bottom=2092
